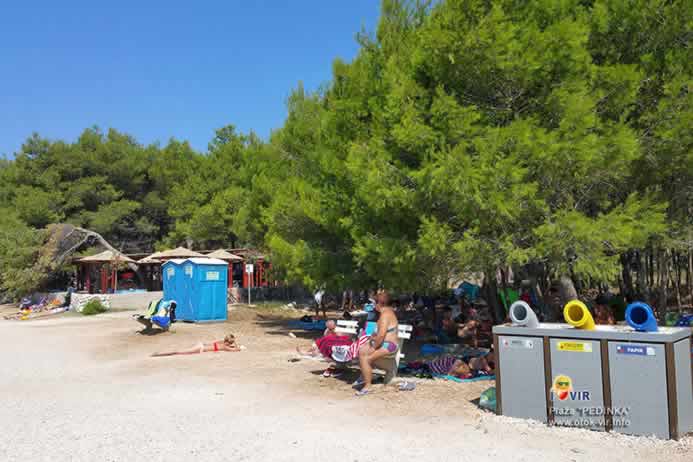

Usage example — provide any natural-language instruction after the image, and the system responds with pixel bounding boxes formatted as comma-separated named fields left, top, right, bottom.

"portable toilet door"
left=175, top=260, right=195, bottom=321
left=187, top=258, right=228, bottom=322
left=162, top=260, right=181, bottom=307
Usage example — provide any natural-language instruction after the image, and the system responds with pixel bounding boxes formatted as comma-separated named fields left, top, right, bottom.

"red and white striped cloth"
left=331, top=335, right=372, bottom=362
left=348, top=335, right=372, bottom=360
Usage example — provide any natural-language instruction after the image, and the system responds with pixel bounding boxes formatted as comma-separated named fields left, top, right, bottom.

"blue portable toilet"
left=162, top=259, right=184, bottom=308
left=163, top=258, right=228, bottom=322
left=178, top=259, right=195, bottom=320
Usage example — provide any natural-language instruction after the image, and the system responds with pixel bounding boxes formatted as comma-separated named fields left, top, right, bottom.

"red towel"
left=315, top=334, right=352, bottom=358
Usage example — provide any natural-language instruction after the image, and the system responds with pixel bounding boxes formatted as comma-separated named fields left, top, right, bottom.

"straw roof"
left=229, top=248, right=266, bottom=260
left=155, top=247, right=206, bottom=259
left=137, top=255, right=162, bottom=264
left=207, top=249, right=243, bottom=261
left=79, top=250, right=135, bottom=263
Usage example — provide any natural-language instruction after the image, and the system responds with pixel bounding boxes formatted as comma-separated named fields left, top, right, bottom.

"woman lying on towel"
left=151, top=333, right=242, bottom=357
left=424, top=350, right=495, bottom=379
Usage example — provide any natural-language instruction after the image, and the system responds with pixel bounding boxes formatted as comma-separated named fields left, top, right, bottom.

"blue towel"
left=287, top=320, right=327, bottom=331
left=433, top=374, right=495, bottom=383
left=420, top=344, right=445, bottom=355
left=151, top=315, right=170, bottom=329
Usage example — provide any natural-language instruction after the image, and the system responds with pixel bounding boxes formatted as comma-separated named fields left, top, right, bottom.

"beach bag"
left=479, top=386, right=496, bottom=412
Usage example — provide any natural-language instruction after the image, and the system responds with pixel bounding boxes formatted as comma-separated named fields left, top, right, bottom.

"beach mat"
left=287, top=319, right=327, bottom=331
left=432, top=374, right=495, bottom=383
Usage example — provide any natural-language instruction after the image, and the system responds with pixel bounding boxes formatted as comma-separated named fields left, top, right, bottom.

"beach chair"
left=135, top=299, right=175, bottom=331
left=335, top=319, right=413, bottom=384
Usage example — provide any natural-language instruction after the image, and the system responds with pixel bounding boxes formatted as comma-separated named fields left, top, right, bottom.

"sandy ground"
left=1, top=304, right=691, bottom=462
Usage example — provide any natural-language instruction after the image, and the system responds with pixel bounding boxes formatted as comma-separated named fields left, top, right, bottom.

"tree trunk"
left=484, top=271, right=504, bottom=325
left=636, top=250, right=646, bottom=298
left=673, top=251, right=682, bottom=309
left=657, top=249, right=668, bottom=313
left=648, top=247, right=655, bottom=290
left=557, top=275, right=578, bottom=306
left=688, top=250, right=693, bottom=307
left=51, top=225, right=139, bottom=273
left=499, top=266, right=510, bottom=313
left=621, top=253, right=634, bottom=301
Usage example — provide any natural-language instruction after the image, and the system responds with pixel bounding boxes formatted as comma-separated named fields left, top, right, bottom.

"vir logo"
left=551, top=375, right=590, bottom=401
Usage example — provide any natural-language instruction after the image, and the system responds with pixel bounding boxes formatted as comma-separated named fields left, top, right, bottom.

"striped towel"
left=315, top=334, right=352, bottom=358
left=426, top=355, right=458, bottom=375
left=332, top=335, right=372, bottom=362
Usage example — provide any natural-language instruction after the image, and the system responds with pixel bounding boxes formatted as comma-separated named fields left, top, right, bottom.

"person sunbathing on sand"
left=427, top=351, right=495, bottom=378
left=151, top=334, right=242, bottom=357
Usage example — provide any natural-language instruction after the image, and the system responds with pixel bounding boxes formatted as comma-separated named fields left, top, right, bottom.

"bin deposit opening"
left=567, top=304, right=586, bottom=323
left=630, top=306, right=648, bottom=325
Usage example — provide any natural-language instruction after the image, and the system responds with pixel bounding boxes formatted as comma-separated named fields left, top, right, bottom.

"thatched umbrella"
left=79, top=250, right=135, bottom=263
left=155, top=247, right=206, bottom=260
left=207, top=249, right=243, bottom=261
left=137, top=255, right=162, bottom=264
left=78, top=250, right=136, bottom=293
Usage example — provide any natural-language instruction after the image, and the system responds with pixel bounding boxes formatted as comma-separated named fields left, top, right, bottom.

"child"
left=323, top=319, right=338, bottom=337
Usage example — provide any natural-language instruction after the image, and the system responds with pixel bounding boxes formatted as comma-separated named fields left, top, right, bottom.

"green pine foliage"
left=0, top=0, right=690, bottom=298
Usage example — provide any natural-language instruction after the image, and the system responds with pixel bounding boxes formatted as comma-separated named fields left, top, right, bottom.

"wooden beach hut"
left=77, top=250, right=136, bottom=294
left=207, top=249, right=244, bottom=288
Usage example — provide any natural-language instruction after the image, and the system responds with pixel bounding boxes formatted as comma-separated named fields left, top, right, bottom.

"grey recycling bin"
left=493, top=323, right=693, bottom=439
left=549, top=337, right=605, bottom=430
left=495, top=335, right=547, bottom=422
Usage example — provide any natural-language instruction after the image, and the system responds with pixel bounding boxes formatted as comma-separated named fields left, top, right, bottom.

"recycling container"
left=495, top=335, right=547, bottom=423
left=493, top=323, right=693, bottom=439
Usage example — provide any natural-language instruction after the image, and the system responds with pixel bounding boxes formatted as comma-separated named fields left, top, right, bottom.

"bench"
left=335, top=320, right=413, bottom=383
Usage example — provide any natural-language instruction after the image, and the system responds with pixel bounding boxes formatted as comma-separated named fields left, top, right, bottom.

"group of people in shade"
left=151, top=289, right=495, bottom=396
left=297, top=290, right=495, bottom=395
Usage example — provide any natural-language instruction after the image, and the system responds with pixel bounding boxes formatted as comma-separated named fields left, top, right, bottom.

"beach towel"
left=345, top=335, right=371, bottom=361
left=138, top=299, right=175, bottom=330
left=330, top=345, right=350, bottom=362
left=433, top=374, right=495, bottom=383
left=329, top=335, right=372, bottom=363
left=145, top=299, right=161, bottom=317
left=315, top=334, right=352, bottom=358
left=479, top=386, right=496, bottom=411
left=426, top=355, right=458, bottom=375
left=400, top=357, right=494, bottom=383
left=287, top=319, right=327, bottom=331
left=151, top=315, right=170, bottom=329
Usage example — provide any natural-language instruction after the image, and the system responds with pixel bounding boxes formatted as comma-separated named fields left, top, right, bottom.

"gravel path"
left=1, top=310, right=690, bottom=461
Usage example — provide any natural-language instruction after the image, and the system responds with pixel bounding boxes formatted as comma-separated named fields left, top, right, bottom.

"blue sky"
left=0, top=1, right=380, bottom=156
